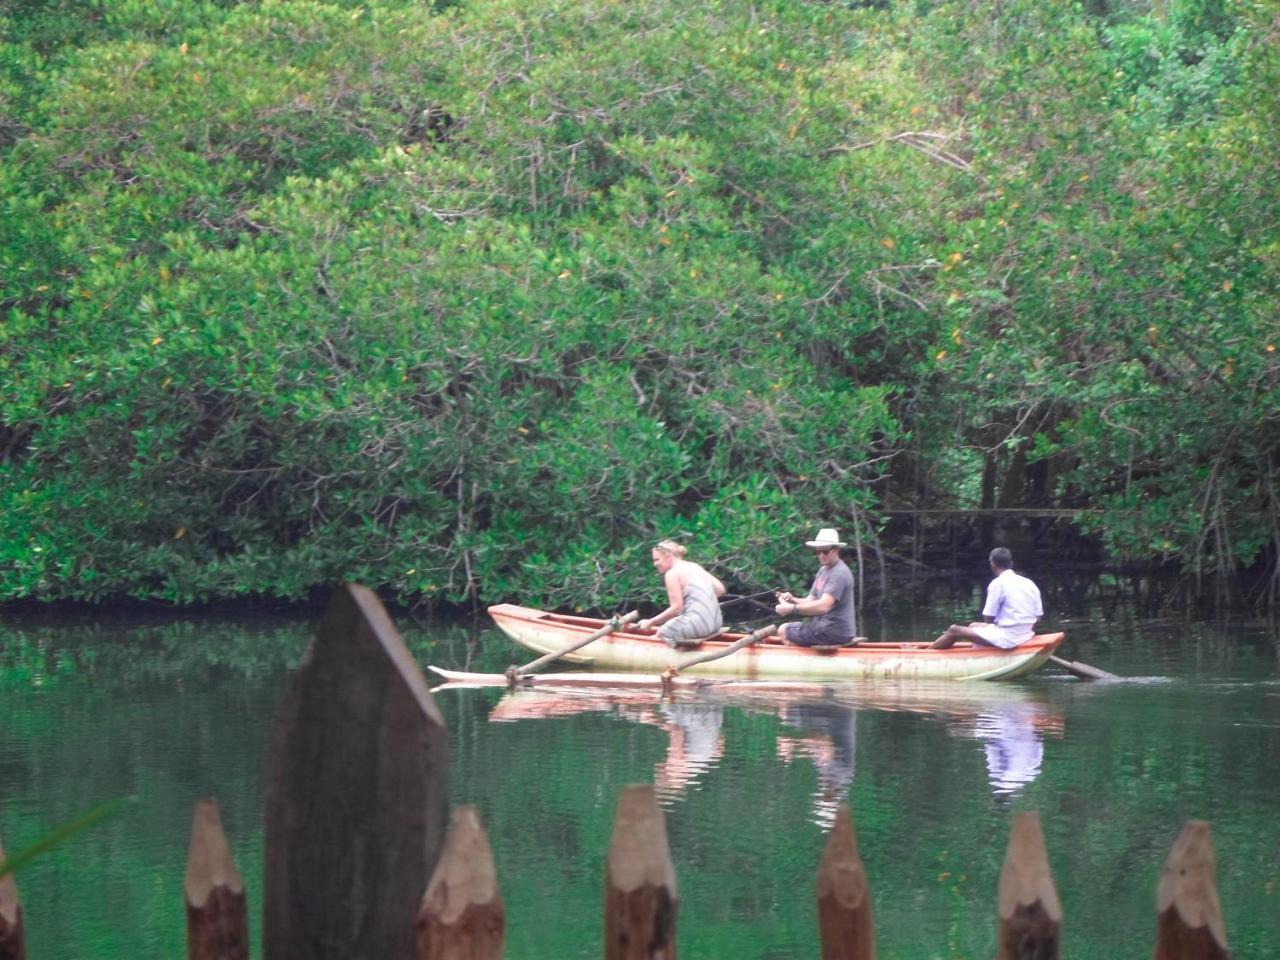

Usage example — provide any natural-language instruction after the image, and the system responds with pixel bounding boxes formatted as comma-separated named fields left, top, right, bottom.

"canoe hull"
left=487, top=604, right=1062, bottom=682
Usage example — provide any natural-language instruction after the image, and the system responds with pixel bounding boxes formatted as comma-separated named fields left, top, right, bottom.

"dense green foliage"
left=2, top=0, right=1277, bottom=606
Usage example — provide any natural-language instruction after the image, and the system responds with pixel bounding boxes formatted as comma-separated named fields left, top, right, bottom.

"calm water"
left=2, top=595, right=1278, bottom=959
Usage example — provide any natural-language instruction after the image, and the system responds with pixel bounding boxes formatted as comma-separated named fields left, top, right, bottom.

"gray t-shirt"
left=808, top=558, right=856, bottom=638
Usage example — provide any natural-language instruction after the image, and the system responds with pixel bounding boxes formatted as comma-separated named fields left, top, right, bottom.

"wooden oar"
left=1048, top=654, right=1118, bottom=681
left=662, top=624, right=777, bottom=681
left=506, top=611, right=639, bottom=684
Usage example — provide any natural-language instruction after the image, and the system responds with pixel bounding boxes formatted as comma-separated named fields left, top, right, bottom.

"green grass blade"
left=0, top=797, right=132, bottom=878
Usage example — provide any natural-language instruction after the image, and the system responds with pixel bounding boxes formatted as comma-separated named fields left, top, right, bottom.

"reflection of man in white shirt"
left=930, top=547, right=1043, bottom=649
left=974, top=706, right=1044, bottom=798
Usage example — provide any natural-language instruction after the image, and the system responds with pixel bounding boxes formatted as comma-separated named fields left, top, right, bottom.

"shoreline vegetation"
left=2, top=0, right=1278, bottom=610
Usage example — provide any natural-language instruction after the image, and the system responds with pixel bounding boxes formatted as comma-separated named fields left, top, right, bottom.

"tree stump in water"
left=185, top=799, right=248, bottom=960
left=816, top=806, right=876, bottom=960
left=996, top=812, right=1061, bottom=960
left=264, top=584, right=450, bottom=960
left=416, top=806, right=504, bottom=960
left=605, top=785, right=678, bottom=960
left=1153, top=821, right=1230, bottom=960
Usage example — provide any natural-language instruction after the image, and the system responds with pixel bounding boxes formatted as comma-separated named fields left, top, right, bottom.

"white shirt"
left=982, top=568, right=1043, bottom=627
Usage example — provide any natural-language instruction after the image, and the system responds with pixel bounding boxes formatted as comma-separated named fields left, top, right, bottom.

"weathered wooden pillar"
left=416, top=805, right=504, bottom=960
left=0, top=837, right=25, bottom=960
left=264, top=583, right=451, bottom=960
left=816, top=806, right=875, bottom=960
left=996, top=812, right=1061, bottom=960
left=1153, top=821, right=1230, bottom=960
left=185, top=799, right=249, bottom=960
left=604, top=785, right=677, bottom=960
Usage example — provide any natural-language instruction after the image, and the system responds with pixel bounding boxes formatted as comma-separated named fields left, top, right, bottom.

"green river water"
left=2, top=592, right=1278, bottom=959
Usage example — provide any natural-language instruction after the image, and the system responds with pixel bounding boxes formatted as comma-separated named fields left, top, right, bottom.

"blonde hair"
left=654, top=540, right=687, bottom=559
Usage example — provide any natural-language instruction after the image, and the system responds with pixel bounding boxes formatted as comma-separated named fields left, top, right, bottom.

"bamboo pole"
left=416, top=806, right=504, bottom=960
left=264, top=583, right=451, bottom=960
left=996, top=812, right=1061, bottom=960
left=604, top=785, right=677, bottom=960
left=664, top=624, right=777, bottom=677
left=816, top=806, right=875, bottom=960
left=1153, top=821, right=1230, bottom=960
left=185, top=800, right=248, bottom=960
left=0, top=837, right=25, bottom=960
left=509, top=611, right=640, bottom=681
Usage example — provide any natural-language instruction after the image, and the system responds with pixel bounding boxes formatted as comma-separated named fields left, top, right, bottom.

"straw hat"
left=804, top=528, right=847, bottom=548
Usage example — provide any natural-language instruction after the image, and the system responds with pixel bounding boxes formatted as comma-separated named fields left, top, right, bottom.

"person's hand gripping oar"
left=505, top=611, right=640, bottom=687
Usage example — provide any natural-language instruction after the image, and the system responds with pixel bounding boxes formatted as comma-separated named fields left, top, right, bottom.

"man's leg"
left=783, top=620, right=851, bottom=648
left=930, top=622, right=992, bottom=649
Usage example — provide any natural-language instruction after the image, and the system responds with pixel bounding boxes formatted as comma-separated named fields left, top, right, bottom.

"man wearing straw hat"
left=774, top=528, right=859, bottom=647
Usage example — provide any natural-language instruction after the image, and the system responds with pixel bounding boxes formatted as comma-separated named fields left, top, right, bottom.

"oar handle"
left=665, top=623, right=777, bottom=678
left=508, top=610, right=639, bottom=682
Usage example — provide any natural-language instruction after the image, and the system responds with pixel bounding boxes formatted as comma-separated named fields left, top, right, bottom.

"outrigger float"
left=427, top=604, right=1066, bottom=687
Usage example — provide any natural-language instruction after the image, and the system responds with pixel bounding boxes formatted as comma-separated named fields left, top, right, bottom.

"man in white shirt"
left=930, top=547, right=1043, bottom=649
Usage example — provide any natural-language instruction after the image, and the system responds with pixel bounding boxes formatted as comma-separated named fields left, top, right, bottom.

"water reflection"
left=483, top=681, right=1063, bottom=820
left=652, top=701, right=725, bottom=798
left=978, top=707, right=1053, bottom=800
left=942, top=699, right=1064, bottom=804
left=777, top=700, right=857, bottom=829
left=489, top=689, right=726, bottom=798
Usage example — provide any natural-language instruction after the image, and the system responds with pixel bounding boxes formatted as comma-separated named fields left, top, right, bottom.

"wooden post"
left=264, top=583, right=451, bottom=960
left=816, top=806, right=875, bottom=960
left=185, top=800, right=249, bottom=960
left=0, top=836, right=25, bottom=960
left=604, top=785, right=677, bottom=960
left=416, top=806, right=504, bottom=960
left=996, top=812, right=1061, bottom=960
left=1153, top=821, right=1230, bottom=960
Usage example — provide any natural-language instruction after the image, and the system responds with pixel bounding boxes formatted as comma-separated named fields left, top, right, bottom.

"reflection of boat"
left=471, top=680, right=1055, bottom=718
left=444, top=682, right=1066, bottom=814
left=484, top=604, right=1063, bottom=681
left=434, top=674, right=1061, bottom=720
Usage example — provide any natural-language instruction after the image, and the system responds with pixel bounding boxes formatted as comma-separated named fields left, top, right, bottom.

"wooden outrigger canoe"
left=480, top=603, right=1064, bottom=683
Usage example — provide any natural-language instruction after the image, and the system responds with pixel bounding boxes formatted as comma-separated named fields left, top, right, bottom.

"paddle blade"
left=1049, top=655, right=1118, bottom=681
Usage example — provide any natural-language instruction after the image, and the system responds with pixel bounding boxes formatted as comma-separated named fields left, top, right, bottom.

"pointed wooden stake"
left=1153, top=821, right=1230, bottom=960
left=264, top=584, right=451, bottom=960
left=996, top=812, right=1061, bottom=960
left=605, top=785, right=678, bottom=960
left=416, top=806, right=504, bottom=960
left=816, top=806, right=876, bottom=960
left=0, top=836, right=26, bottom=960
left=185, top=800, right=248, bottom=960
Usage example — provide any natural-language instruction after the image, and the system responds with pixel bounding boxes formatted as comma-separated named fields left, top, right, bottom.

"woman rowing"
left=638, top=540, right=727, bottom=648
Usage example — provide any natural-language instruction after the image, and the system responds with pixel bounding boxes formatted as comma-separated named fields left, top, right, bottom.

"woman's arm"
left=640, top=568, right=686, bottom=629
